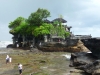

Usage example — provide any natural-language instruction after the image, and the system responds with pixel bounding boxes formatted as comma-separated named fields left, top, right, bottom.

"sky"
left=0, top=0, right=100, bottom=41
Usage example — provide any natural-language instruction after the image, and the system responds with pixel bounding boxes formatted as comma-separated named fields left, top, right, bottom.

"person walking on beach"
left=6, top=55, right=9, bottom=64
left=18, top=63, right=23, bottom=75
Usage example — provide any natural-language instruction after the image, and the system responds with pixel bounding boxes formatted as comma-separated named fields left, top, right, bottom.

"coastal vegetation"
left=8, top=8, right=70, bottom=48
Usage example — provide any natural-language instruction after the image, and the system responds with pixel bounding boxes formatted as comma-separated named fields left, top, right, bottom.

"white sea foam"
left=0, top=41, right=13, bottom=48
left=61, top=54, right=71, bottom=60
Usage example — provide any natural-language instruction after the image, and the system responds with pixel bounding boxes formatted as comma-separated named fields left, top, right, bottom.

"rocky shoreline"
left=0, top=48, right=90, bottom=75
left=0, top=39, right=92, bottom=75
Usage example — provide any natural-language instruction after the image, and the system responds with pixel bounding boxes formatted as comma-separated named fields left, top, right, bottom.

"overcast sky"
left=0, top=0, right=100, bottom=41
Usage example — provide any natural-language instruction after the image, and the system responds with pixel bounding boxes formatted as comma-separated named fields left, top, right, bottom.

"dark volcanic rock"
left=69, top=52, right=100, bottom=75
left=69, top=52, right=98, bottom=67
left=6, top=44, right=13, bottom=48
left=81, top=38, right=100, bottom=58
left=77, top=60, right=100, bottom=75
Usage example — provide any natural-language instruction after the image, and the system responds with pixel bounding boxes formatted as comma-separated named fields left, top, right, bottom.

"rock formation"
left=38, top=39, right=90, bottom=52
left=69, top=52, right=100, bottom=75
left=81, top=38, right=100, bottom=58
left=69, top=38, right=100, bottom=75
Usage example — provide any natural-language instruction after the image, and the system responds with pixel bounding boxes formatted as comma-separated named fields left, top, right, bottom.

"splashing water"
left=0, top=41, right=13, bottom=48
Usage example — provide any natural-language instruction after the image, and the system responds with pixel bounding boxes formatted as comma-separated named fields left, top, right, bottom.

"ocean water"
left=0, top=41, right=13, bottom=48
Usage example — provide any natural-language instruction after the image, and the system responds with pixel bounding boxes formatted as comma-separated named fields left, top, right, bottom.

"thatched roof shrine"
left=51, top=18, right=67, bottom=23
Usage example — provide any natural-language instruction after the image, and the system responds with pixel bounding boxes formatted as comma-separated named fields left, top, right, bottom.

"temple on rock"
left=11, top=18, right=92, bottom=49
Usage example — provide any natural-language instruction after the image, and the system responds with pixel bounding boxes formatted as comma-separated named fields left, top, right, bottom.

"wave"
left=0, top=41, right=13, bottom=48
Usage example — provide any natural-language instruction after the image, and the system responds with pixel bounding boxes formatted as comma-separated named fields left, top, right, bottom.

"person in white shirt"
left=17, top=44, right=19, bottom=48
left=6, top=55, right=9, bottom=64
left=18, top=63, right=23, bottom=75
left=7, top=55, right=9, bottom=58
left=9, top=57, right=12, bottom=64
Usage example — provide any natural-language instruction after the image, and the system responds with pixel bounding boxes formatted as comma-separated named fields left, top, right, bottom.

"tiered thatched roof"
left=51, top=18, right=67, bottom=23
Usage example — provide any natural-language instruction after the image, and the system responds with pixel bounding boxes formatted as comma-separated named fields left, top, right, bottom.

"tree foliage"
left=51, top=19, right=70, bottom=38
left=9, top=17, right=26, bottom=34
left=8, top=8, right=70, bottom=39
left=33, top=23, right=53, bottom=37
left=9, top=17, right=25, bottom=29
left=27, top=8, right=50, bottom=26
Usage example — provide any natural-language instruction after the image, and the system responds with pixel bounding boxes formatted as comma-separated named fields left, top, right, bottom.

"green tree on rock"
left=8, top=8, right=70, bottom=48
left=27, top=8, right=50, bottom=26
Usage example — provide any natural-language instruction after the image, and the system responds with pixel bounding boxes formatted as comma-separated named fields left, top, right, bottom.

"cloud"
left=0, top=0, right=100, bottom=41
left=0, top=22, right=12, bottom=41
left=65, top=0, right=100, bottom=37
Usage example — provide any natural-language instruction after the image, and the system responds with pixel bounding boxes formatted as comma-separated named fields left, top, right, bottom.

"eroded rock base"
left=69, top=52, right=100, bottom=75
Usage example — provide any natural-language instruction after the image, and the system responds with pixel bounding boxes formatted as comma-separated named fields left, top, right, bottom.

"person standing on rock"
left=18, top=63, right=23, bottom=75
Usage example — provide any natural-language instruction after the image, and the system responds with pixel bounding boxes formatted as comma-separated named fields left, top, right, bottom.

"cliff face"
left=38, top=40, right=90, bottom=52
left=69, top=38, right=100, bottom=74
left=81, top=38, right=100, bottom=58
left=76, top=40, right=90, bottom=52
